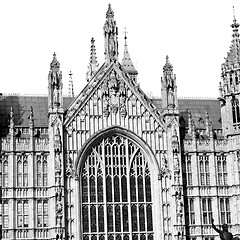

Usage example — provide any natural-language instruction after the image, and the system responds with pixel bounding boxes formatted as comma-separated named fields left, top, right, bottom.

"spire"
left=48, top=52, right=63, bottom=111
left=86, top=38, right=99, bottom=81
left=68, top=71, right=74, bottom=97
left=122, top=29, right=138, bottom=76
left=222, top=8, right=240, bottom=69
left=161, top=55, right=178, bottom=114
left=104, top=4, right=118, bottom=63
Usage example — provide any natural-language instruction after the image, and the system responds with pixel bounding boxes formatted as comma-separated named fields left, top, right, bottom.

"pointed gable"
left=64, top=62, right=166, bottom=135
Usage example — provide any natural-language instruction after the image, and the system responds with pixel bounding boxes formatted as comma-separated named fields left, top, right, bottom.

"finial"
left=231, top=7, right=239, bottom=38
left=106, top=3, right=114, bottom=18
left=29, top=106, right=34, bottom=119
left=50, top=52, right=60, bottom=70
left=86, top=37, right=99, bottom=81
left=10, top=106, right=14, bottom=128
left=10, top=106, right=14, bottom=120
left=124, top=27, right=127, bottom=40
left=124, top=27, right=128, bottom=46
left=166, top=55, right=169, bottom=64
left=163, top=55, right=173, bottom=72
left=68, top=71, right=74, bottom=97
left=29, top=106, right=34, bottom=127
left=233, top=6, right=236, bottom=21
left=205, top=110, right=209, bottom=119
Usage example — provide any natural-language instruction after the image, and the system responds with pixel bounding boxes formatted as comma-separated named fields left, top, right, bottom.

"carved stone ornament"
left=55, top=152, right=61, bottom=172
left=51, top=114, right=62, bottom=127
left=175, top=188, right=184, bottom=226
left=54, top=127, right=62, bottom=152
left=101, top=70, right=127, bottom=116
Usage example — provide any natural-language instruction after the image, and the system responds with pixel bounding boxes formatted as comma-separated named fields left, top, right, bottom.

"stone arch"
left=74, top=126, right=161, bottom=178
left=74, top=126, right=163, bottom=240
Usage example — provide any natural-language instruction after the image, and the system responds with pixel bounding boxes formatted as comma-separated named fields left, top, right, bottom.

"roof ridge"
left=149, top=95, right=218, bottom=100
left=1, top=93, right=48, bottom=96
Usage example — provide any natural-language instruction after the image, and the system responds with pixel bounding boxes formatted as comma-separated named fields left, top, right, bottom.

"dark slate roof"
left=0, top=95, right=74, bottom=128
left=152, top=98, right=222, bottom=129
left=0, top=95, right=222, bottom=130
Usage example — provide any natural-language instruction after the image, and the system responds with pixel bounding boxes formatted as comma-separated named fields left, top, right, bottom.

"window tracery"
left=232, top=98, right=240, bottom=124
left=81, top=135, right=154, bottom=240
left=219, top=198, right=231, bottom=224
left=198, top=155, right=210, bottom=186
left=17, top=155, right=28, bottom=187
left=216, top=155, right=228, bottom=185
left=36, top=155, right=48, bottom=186
left=1, top=155, right=8, bottom=187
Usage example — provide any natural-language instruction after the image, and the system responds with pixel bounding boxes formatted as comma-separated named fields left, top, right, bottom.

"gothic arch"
left=74, top=126, right=161, bottom=178
left=74, top=126, right=163, bottom=240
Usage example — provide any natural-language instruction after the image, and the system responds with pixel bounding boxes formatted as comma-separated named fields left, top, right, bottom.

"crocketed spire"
left=222, top=8, right=240, bottom=70
left=86, top=38, right=99, bottom=81
left=122, top=29, right=138, bottom=75
left=104, top=4, right=118, bottom=63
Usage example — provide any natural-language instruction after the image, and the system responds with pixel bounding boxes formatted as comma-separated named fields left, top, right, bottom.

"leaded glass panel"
left=81, top=135, right=154, bottom=239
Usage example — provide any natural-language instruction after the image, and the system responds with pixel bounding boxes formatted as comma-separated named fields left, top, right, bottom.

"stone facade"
left=0, top=4, right=240, bottom=240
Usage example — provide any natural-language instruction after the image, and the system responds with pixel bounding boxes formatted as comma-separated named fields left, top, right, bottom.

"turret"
left=122, top=30, right=138, bottom=82
left=161, top=56, right=179, bottom=116
left=86, top=38, right=99, bottom=81
left=219, top=10, right=240, bottom=135
left=48, top=52, right=63, bottom=113
left=103, top=4, right=118, bottom=63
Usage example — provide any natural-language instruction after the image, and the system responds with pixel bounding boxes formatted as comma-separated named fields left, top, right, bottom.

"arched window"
left=81, top=135, right=154, bottom=240
left=17, top=155, right=28, bottom=187
left=232, top=98, right=240, bottom=124
left=198, top=155, right=210, bottom=185
left=36, top=155, right=48, bottom=186
left=3, top=156, right=8, bottom=187
left=186, top=155, right=192, bottom=186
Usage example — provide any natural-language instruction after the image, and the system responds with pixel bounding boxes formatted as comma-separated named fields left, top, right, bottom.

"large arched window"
left=81, top=135, right=154, bottom=240
left=232, top=98, right=240, bottom=124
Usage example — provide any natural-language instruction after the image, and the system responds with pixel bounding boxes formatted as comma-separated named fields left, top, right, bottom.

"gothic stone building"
left=1, top=4, right=240, bottom=240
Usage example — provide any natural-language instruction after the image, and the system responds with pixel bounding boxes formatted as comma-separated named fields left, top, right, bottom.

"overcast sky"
left=0, top=0, right=239, bottom=98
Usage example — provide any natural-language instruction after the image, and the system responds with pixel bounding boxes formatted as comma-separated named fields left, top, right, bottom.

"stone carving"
left=101, top=70, right=127, bottom=116
left=175, top=189, right=183, bottom=226
left=159, top=154, right=171, bottom=180
left=54, top=127, right=62, bottom=152
left=104, top=5, right=118, bottom=62
left=55, top=153, right=61, bottom=171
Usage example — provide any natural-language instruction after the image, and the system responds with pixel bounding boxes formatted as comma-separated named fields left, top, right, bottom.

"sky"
left=0, top=0, right=240, bottom=98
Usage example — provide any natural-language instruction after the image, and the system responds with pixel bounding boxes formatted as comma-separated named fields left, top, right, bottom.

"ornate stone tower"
left=161, top=56, right=179, bottom=116
left=219, top=13, right=240, bottom=136
left=104, top=4, right=118, bottom=63
left=48, top=52, right=63, bottom=113
left=86, top=38, right=99, bottom=82
left=47, top=53, right=65, bottom=240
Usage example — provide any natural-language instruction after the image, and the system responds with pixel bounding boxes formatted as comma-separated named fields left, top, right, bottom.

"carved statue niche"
left=104, top=17, right=118, bottom=61
left=55, top=152, right=61, bottom=172
left=175, top=189, right=183, bottom=225
left=54, top=127, right=62, bottom=152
